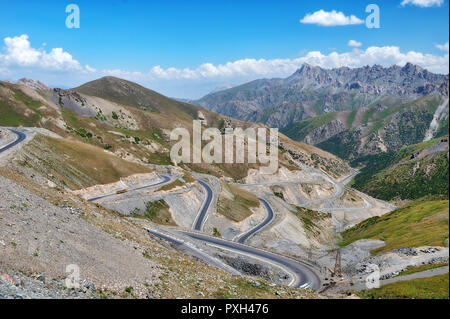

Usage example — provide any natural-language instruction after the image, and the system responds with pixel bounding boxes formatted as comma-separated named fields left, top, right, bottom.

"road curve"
left=0, top=129, right=26, bottom=153
left=235, top=198, right=274, bottom=244
left=192, top=180, right=213, bottom=231
left=87, top=175, right=171, bottom=202
left=147, top=229, right=241, bottom=276
left=180, top=230, right=322, bottom=290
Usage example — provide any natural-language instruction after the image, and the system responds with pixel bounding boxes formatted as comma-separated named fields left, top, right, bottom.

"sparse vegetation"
left=159, top=179, right=184, bottom=191
left=355, top=273, right=449, bottom=299
left=397, top=262, right=449, bottom=277
left=351, top=137, right=449, bottom=201
left=274, top=192, right=284, bottom=200
left=213, top=227, right=222, bottom=238
left=340, top=199, right=449, bottom=254
left=137, top=200, right=176, bottom=226
left=25, top=135, right=152, bottom=189
left=292, top=206, right=330, bottom=235
left=217, top=183, right=260, bottom=222
left=182, top=171, right=196, bottom=183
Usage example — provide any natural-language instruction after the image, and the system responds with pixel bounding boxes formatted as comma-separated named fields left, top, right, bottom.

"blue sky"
left=0, top=0, right=448, bottom=98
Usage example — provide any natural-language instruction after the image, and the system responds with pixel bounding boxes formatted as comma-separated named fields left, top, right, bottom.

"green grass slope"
left=340, top=199, right=449, bottom=254
left=356, top=273, right=449, bottom=299
left=281, top=112, right=338, bottom=141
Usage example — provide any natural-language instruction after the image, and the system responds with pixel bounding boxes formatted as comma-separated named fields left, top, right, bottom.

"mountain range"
left=194, top=63, right=449, bottom=162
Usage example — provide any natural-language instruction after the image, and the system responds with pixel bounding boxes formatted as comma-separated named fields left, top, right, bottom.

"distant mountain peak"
left=294, top=63, right=322, bottom=75
left=194, top=63, right=448, bottom=129
left=402, top=62, right=424, bottom=74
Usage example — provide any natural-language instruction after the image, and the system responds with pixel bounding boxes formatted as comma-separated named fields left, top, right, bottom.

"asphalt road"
left=192, top=180, right=213, bottom=231
left=147, top=229, right=241, bottom=275
left=235, top=198, right=274, bottom=244
left=2, top=127, right=322, bottom=290
left=187, top=179, right=321, bottom=289
left=87, top=175, right=171, bottom=202
left=180, top=230, right=322, bottom=289
left=0, top=129, right=26, bottom=153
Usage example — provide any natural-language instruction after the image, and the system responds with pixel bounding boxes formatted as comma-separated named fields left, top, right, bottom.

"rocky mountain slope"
left=195, top=63, right=448, bottom=128
left=0, top=77, right=351, bottom=180
left=194, top=64, right=449, bottom=162
left=350, top=136, right=449, bottom=202
left=289, top=96, right=448, bottom=163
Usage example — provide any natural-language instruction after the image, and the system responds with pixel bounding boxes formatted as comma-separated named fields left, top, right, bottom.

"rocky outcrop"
left=303, top=120, right=347, bottom=145
left=17, top=78, right=51, bottom=91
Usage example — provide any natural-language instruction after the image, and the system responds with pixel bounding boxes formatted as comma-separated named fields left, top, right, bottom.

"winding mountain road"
left=2, top=126, right=323, bottom=290
left=179, top=230, right=321, bottom=289
left=192, top=180, right=214, bottom=231
left=87, top=175, right=171, bottom=202
left=181, top=179, right=322, bottom=289
left=234, top=198, right=275, bottom=244
left=147, top=229, right=242, bottom=276
left=0, top=129, right=26, bottom=154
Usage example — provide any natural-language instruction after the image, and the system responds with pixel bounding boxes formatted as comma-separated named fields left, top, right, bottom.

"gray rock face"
left=303, top=120, right=347, bottom=145
left=52, top=88, right=96, bottom=117
left=17, top=78, right=51, bottom=91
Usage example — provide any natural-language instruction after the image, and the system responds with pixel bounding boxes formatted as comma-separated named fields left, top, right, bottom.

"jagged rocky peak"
left=401, top=62, right=425, bottom=75
left=292, top=63, right=323, bottom=77
left=17, top=78, right=51, bottom=91
left=286, top=63, right=448, bottom=92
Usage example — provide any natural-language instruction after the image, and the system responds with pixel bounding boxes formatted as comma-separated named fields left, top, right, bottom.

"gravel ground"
left=0, top=128, right=15, bottom=149
left=0, top=175, right=161, bottom=298
left=0, top=269, right=96, bottom=299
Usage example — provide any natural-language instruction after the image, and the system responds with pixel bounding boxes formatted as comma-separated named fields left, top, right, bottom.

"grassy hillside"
left=281, top=112, right=338, bottom=141
left=0, top=83, right=45, bottom=127
left=340, top=199, right=449, bottom=254
left=75, top=76, right=223, bottom=127
left=351, top=137, right=449, bottom=201
left=132, top=200, right=176, bottom=226
left=217, top=182, right=260, bottom=222
left=1, top=78, right=352, bottom=182
left=18, top=134, right=152, bottom=189
left=355, top=273, right=449, bottom=299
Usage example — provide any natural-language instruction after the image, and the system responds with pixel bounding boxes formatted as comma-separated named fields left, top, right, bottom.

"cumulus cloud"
left=0, top=34, right=82, bottom=71
left=436, top=42, right=449, bottom=52
left=300, top=10, right=364, bottom=26
left=85, top=65, right=97, bottom=73
left=111, top=46, right=446, bottom=81
left=1, top=34, right=448, bottom=98
left=401, top=0, right=444, bottom=7
left=348, top=40, right=362, bottom=47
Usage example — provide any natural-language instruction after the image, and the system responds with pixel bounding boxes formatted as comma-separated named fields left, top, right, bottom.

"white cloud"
left=436, top=42, right=449, bottom=52
left=1, top=34, right=448, bottom=98
left=112, top=46, right=446, bottom=81
left=85, top=65, right=97, bottom=73
left=297, top=47, right=449, bottom=74
left=0, top=34, right=81, bottom=71
left=300, top=10, right=364, bottom=26
left=401, top=0, right=444, bottom=7
left=348, top=40, right=362, bottom=47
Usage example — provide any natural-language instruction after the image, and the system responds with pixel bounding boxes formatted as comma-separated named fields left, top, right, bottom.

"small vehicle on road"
left=116, top=189, right=129, bottom=194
